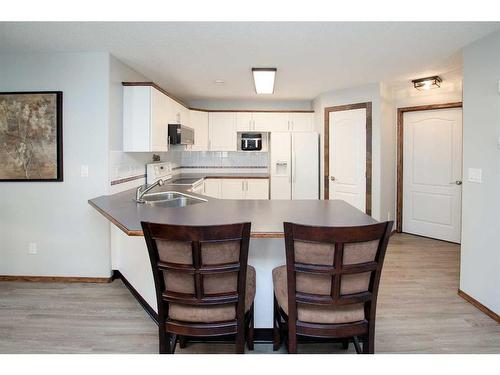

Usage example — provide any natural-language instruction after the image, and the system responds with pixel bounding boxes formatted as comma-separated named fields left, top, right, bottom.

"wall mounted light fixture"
left=412, top=76, right=442, bottom=90
left=252, top=68, right=277, bottom=94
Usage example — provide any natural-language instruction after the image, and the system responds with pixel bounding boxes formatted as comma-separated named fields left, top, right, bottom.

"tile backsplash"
left=109, top=150, right=268, bottom=192
left=180, top=151, right=268, bottom=168
left=109, top=150, right=267, bottom=182
left=109, top=151, right=181, bottom=181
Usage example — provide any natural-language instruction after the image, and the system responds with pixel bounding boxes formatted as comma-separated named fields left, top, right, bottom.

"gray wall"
left=0, top=52, right=112, bottom=277
left=460, top=31, right=500, bottom=314
left=312, top=83, right=390, bottom=221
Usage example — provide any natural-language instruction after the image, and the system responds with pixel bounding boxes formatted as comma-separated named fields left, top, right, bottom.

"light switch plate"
left=468, top=168, right=482, bottom=183
left=28, top=242, right=37, bottom=255
left=81, top=165, right=89, bottom=178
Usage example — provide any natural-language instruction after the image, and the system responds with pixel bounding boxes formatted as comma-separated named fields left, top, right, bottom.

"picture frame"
left=0, top=91, right=63, bottom=182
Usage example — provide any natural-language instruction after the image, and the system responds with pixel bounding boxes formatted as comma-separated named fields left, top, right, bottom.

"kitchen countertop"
left=89, top=177, right=376, bottom=238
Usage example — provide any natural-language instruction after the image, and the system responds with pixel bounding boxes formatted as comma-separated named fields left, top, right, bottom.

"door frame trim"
left=396, top=102, right=463, bottom=232
left=324, top=102, right=372, bottom=215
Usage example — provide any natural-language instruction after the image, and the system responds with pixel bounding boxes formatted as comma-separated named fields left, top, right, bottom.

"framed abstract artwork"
left=0, top=91, right=63, bottom=181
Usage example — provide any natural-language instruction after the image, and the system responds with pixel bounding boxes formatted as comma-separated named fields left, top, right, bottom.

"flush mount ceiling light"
left=214, top=79, right=225, bottom=84
left=252, top=68, right=277, bottom=94
left=412, top=76, right=442, bottom=90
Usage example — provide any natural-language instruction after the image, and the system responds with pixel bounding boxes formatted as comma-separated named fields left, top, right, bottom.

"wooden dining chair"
left=273, top=221, right=393, bottom=354
left=141, top=221, right=255, bottom=354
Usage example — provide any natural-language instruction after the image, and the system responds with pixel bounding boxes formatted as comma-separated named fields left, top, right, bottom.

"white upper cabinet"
left=123, top=83, right=314, bottom=153
left=208, top=112, right=237, bottom=151
left=189, top=110, right=209, bottom=151
left=180, top=105, right=191, bottom=127
left=169, top=100, right=187, bottom=125
left=123, top=86, right=169, bottom=152
left=253, top=112, right=289, bottom=132
left=289, top=113, right=313, bottom=132
left=236, top=113, right=253, bottom=131
left=234, top=112, right=313, bottom=133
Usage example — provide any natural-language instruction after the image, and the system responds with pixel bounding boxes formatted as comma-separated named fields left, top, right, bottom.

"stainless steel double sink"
left=138, top=191, right=207, bottom=208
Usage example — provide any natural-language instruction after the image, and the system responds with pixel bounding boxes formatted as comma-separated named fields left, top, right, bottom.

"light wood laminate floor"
left=0, top=234, right=498, bottom=354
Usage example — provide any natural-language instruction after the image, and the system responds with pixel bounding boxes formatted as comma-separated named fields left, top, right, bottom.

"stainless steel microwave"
left=240, top=133, right=263, bottom=151
left=168, top=124, right=194, bottom=145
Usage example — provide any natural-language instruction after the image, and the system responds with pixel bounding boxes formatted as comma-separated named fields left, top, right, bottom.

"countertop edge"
left=89, top=199, right=284, bottom=238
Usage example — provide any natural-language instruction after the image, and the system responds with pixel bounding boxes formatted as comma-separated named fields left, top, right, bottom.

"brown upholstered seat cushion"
left=168, top=265, right=256, bottom=323
left=272, top=265, right=365, bottom=324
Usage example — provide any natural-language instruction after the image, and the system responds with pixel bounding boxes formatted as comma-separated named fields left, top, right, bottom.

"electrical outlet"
left=81, top=165, right=89, bottom=178
left=28, top=242, right=37, bottom=255
left=387, top=211, right=391, bottom=221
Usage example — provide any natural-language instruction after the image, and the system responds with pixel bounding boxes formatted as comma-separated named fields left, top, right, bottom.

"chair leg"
left=159, top=324, right=172, bottom=354
left=178, top=335, right=187, bottom=349
left=235, top=315, right=245, bottom=354
left=273, top=295, right=281, bottom=351
left=246, top=304, right=254, bottom=351
left=353, top=336, right=362, bottom=354
left=362, top=333, right=374, bottom=354
left=341, top=339, right=349, bottom=350
left=287, top=329, right=297, bottom=354
left=235, top=331, right=245, bottom=354
left=287, top=316, right=297, bottom=354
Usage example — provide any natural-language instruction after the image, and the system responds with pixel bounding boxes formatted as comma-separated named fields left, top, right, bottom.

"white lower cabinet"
left=221, top=179, right=246, bottom=199
left=245, top=179, right=269, bottom=199
left=203, top=179, right=222, bottom=198
left=203, top=178, right=269, bottom=199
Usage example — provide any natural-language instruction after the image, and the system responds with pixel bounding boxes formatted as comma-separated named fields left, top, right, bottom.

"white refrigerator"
left=270, top=132, right=319, bottom=199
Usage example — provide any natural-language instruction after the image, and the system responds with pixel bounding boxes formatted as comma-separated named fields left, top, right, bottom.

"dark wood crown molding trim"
left=189, top=108, right=315, bottom=113
left=122, top=82, right=314, bottom=113
left=396, top=102, right=463, bottom=232
left=458, top=289, right=500, bottom=323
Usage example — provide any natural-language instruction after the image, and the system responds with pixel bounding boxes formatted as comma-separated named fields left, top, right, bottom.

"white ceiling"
left=0, top=22, right=499, bottom=103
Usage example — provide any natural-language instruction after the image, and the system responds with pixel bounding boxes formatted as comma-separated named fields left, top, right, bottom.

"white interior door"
left=403, top=108, right=462, bottom=243
left=328, top=109, right=366, bottom=212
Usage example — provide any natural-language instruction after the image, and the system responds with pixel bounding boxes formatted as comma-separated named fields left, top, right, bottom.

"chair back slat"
left=142, top=222, right=251, bottom=326
left=284, top=221, right=393, bottom=314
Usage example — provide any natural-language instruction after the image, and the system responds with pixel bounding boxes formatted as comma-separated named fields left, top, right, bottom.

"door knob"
left=450, top=180, right=462, bottom=185
left=330, top=176, right=336, bottom=181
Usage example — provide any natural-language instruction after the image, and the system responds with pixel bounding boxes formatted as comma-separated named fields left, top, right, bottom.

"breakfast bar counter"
left=88, top=185, right=376, bottom=237
left=88, top=184, right=376, bottom=329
